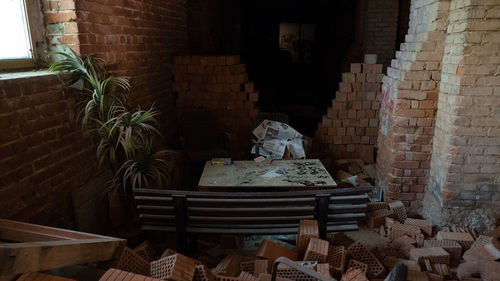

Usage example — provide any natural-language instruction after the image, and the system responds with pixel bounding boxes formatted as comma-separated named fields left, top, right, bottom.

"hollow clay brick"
left=303, top=238, right=329, bottom=263
left=481, top=261, right=500, bottom=281
left=326, top=245, right=346, bottom=275
left=256, top=240, right=298, bottom=262
left=115, top=246, right=151, bottom=276
left=240, top=261, right=254, bottom=274
left=388, top=201, right=407, bottom=223
left=297, top=219, right=319, bottom=256
left=340, top=268, right=369, bottom=281
left=316, top=263, right=331, bottom=277
left=194, top=265, right=216, bottom=281
left=150, top=253, right=198, bottom=281
left=423, top=239, right=462, bottom=262
left=257, top=273, right=293, bottom=281
left=212, top=252, right=241, bottom=277
left=405, top=218, right=432, bottom=236
left=463, top=235, right=500, bottom=262
left=388, top=222, right=421, bottom=240
left=276, top=261, right=317, bottom=281
left=370, top=247, right=387, bottom=263
left=133, top=240, right=156, bottom=262
left=347, top=242, right=385, bottom=277
left=436, top=231, right=475, bottom=250
left=347, top=260, right=368, bottom=275
left=390, top=235, right=417, bottom=258
left=409, top=247, right=450, bottom=267
left=98, top=269, right=162, bottom=281
left=367, top=209, right=395, bottom=228
left=366, top=202, right=388, bottom=213
left=238, top=272, right=257, bottom=281
left=215, top=275, right=239, bottom=281
left=253, top=259, right=268, bottom=276
left=160, top=248, right=178, bottom=259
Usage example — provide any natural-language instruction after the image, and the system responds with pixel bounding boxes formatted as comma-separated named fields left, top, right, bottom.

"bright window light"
left=0, top=0, right=32, bottom=60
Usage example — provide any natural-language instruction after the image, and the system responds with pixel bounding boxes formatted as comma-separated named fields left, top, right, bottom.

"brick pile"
left=314, top=60, right=383, bottom=161
left=364, top=200, right=500, bottom=280
left=172, top=55, right=259, bottom=157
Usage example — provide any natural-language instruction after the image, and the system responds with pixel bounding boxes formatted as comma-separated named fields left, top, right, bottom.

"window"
left=0, top=0, right=36, bottom=69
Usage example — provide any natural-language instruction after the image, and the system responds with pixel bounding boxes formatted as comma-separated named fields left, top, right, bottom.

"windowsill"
left=0, top=69, right=56, bottom=81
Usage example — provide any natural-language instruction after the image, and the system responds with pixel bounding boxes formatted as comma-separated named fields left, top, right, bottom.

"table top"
left=198, top=159, right=337, bottom=188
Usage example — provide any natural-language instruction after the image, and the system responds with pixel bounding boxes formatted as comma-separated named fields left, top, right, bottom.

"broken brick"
left=409, top=247, right=450, bottom=267
left=150, top=253, right=198, bottom=281
left=297, top=220, right=319, bottom=256
left=436, top=231, right=475, bottom=250
left=256, top=240, right=298, bottom=262
left=347, top=242, right=385, bottom=277
left=303, top=238, right=329, bottom=263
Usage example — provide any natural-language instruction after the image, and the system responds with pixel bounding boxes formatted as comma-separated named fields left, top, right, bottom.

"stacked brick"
left=378, top=0, right=448, bottom=210
left=314, top=62, right=383, bottom=160
left=172, top=55, right=259, bottom=157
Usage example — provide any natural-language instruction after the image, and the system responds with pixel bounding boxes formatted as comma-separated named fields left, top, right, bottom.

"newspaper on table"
left=251, top=120, right=306, bottom=159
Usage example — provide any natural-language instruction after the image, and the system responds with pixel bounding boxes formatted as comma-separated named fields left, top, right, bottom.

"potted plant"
left=49, top=51, right=169, bottom=231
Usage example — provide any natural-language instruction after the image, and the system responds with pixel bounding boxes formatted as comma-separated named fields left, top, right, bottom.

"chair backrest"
left=133, top=187, right=370, bottom=235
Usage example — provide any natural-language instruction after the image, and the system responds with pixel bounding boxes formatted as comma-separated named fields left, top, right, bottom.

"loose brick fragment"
left=388, top=201, right=407, bottom=223
left=276, top=261, right=318, bottom=281
left=257, top=273, right=293, bottom=281
left=316, top=263, right=330, bottom=277
left=366, top=202, right=388, bottom=213
left=347, top=242, right=385, bottom=277
left=194, top=265, right=216, bottom=281
left=133, top=240, right=156, bottom=262
left=253, top=259, right=268, bottom=276
left=404, top=218, right=432, bottom=236
left=98, top=269, right=162, bottom=281
left=238, top=272, right=257, bottom=281
left=370, top=247, right=387, bottom=263
left=303, top=238, right=329, bottom=262
left=347, top=259, right=368, bottom=275
left=256, top=240, right=298, bottom=262
left=340, top=268, right=369, bottom=281
left=326, top=245, right=346, bottom=275
left=423, top=239, right=462, bottom=263
left=390, top=235, right=417, bottom=258
left=367, top=209, right=395, bottom=228
left=151, top=253, right=198, bottom=281
left=409, top=247, right=450, bottom=267
left=212, top=252, right=241, bottom=277
left=240, top=261, right=254, bottom=274
left=115, top=246, right=151, bottom=276
left=481, top=261, right=500, bottom=281
left=463, top=235, right=500, bottom=262
left=160, top=248, right=177, bottom=259
left=388, top=222, right=421, bottom=241
left=436, top=231, right=475, bottom=250
left=297, top=219, right=319, bottom=256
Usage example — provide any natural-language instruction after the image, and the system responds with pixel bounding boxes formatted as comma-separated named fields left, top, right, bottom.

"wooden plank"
left=0, top=238, right=124, bottom=276
left=0, top=219, right=108, bottom=241
left=16, top=272, right=77, bottom=281
left=0, top=225, right=73, bottom=242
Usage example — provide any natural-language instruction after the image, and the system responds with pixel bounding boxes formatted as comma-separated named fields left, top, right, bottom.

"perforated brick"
left=160, top=248, right=178, bottom=259
left=215, top=275, right=239, bottom=281
left=240, top=261, right=254, bottom=274
left=276, top=261, right=317, bottom=281
left=390, top=235, right=417, bottom=258
left=253, top=259, right=268, bottom=276
left=481, top=261, right=500, bottom=281
left=115, top=246, right=151, bottom=276
left=370, top=247, right=386, bottom=263
left=134, top=240, right=156, bottom=262
left=347, top=242, right=385, bottom=277
left=388, top=201, right=407, bottom=223
left=257, top=273, right=293, bottom=281
left=316, top=263, right=330, bottom=277
left=98, top=269, right=162, bottom=281
left=463, top=235, right=500, bottom=262
left=150, top=253, right=198, bottom=281
left=194, top=265, right=216, bottom=281
left=366, top=201, right=388, bottom=212
left=238, top=272, right=257, bottom=281
left=388, top=222, right=421, bottom=240
left=405, top=218, right=432, bottom=236
left=326, top=245, right=346, bottom=275
left=367, top=209, right=395, bottom=228
left=423, top=239, right=462, bottom=262
left=409, top=247, right=450, bottom=267
left=347, top=260, right=368, bottom=275
left=256, top=240, right=298, bottom=262
left=436, top=231, right=474, bottom=250
left=297, top=220, right=319, bottom=256
left=340, top=268, right=368, bottom=281
left=213, top=252, right=241, bottom=276
left=303, top=238, right=329, bottom=263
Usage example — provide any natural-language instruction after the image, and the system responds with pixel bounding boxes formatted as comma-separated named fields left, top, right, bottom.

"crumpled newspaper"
left=251, top=120, right=305, bottom=159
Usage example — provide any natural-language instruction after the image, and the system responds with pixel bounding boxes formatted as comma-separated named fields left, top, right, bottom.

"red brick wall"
left=76, top=0, right=189, bottom=143
left=0, top=73, right=96, bottom=226
left=0, top=0, right=188, bottom=227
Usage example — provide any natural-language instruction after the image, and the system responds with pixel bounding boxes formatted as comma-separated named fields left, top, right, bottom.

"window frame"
left=0, top=0, right=37, bottom=70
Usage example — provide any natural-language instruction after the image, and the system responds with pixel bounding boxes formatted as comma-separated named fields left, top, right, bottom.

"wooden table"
left=198, top=159, right=337, bottom=191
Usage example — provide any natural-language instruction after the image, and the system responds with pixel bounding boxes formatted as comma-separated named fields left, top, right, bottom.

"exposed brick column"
left=424, top=0, right=500, bottom=229
left=42, top=0, right=80, bottom=54
left=377, top=0, right=450, bottom=209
